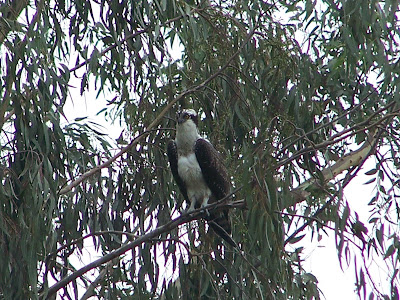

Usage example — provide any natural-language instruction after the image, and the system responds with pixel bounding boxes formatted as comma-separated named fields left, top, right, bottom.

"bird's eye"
left=185, top=114, right=190, bottom=119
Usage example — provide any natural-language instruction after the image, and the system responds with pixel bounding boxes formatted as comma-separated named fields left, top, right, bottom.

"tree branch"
left=277, top=102, right=397, bottom=168
left=277, top=95, right=373, bottom=156
left=44, top=193, right=241, bottom=298
left=282, top=101, right=400, bottom=209
left=45, top=212, right=199, bottom=297
left=286, top=131, right=379, bottom=208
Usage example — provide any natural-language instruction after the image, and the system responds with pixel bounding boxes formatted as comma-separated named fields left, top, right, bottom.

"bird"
left=167, top=109, right=236, bottom=247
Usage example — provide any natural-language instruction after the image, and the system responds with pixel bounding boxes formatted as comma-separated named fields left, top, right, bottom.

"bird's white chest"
left=177, top=152, right=211, bottom=204
left=177, top=153, right=203, bottom=186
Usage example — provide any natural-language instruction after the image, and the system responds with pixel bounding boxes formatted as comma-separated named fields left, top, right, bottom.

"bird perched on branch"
left=167, top=109, right=235, bottom=247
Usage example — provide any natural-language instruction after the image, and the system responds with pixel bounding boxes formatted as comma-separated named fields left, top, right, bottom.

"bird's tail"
left=206, top=211, right=237, bottom=248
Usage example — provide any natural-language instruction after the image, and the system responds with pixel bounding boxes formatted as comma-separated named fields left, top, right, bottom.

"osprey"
left=167, top=109, right=235, bottom=247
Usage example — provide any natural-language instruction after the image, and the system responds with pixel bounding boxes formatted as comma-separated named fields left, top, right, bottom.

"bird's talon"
left=186, top=202, right=196, bottom=213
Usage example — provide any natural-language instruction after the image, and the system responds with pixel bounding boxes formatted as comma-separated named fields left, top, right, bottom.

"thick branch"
left=44, top=196, right=241, bottom=298
left=45, top=213, right=194, bottom=297
left=80, top=259, right=119, bottom=300
left=283, top=129, right=384, bottom=245
left=80, top=201, right=247, bottom=300
left=287, top=131, right=378, bottom=208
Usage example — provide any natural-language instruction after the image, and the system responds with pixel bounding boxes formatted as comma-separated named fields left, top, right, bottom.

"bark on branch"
left=287, top=131, right=378, bottom=208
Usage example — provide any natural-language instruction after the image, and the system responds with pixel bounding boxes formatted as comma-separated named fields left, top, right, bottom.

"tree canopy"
left=1, top=0, right=400, bottom=299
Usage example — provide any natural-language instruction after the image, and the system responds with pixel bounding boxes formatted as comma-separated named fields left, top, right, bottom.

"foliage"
left=0, top=0, right=400, bottom=299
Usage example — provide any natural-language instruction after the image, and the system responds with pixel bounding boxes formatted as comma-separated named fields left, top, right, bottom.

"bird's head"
left=175, top=109, right=199, bottom=145
left=176, top=109, right=198, bottom=126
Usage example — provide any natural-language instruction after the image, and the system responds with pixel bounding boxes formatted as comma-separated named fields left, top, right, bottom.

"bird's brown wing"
left=167, top=140, right=189, bottom=201
left=195, top=139, right=236, bottom=247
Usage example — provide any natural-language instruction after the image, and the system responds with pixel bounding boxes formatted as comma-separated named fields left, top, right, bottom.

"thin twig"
left=279, top=211, right=364, bottom=251
left=277, top=106, right=398, bottom=168
left=277, top=94, right=378, bottom=156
